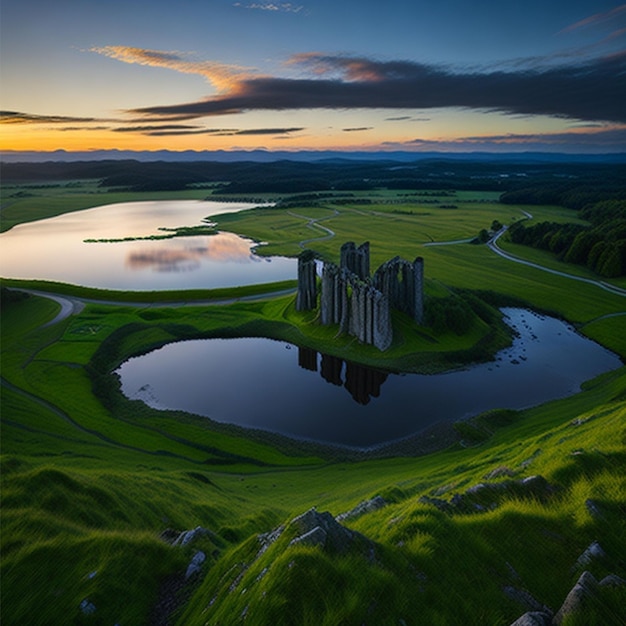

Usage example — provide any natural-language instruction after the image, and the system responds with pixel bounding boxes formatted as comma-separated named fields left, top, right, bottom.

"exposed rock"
left=79, top=599, right=97, bottom=615
left=574, top=541, right=607, bottom=569
left=484, top=466, right=516, bottom=480
left=553, top=571, right=598, bottom=625
left=290, top=526, right=328, bottom=549
left=584, top=498, right=604, bottom=519
left=599, top=574, right=626, bottom=588
left=185, top=551, right=206, bottom=580
left=257, top=525, right=285, bottom=558
left=418, top=495, right=454, bottom=514
left=509, top=611, right=552, bottom=626
left=288, top=508, right=356, bottom=552
left=420, top=475, right=556, bottom=515
left=172, top=526, right=213, bottom=547
left=159, top=528, right=181, bottom=544
left=503, top=586, right=548, bottom=614
left=336, top=495, right=387, bottom=522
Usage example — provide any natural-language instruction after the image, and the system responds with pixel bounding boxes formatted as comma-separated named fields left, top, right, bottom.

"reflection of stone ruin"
left=296, top=242, right=424, bottom=351
left=298, top=347, right=388, bottom=405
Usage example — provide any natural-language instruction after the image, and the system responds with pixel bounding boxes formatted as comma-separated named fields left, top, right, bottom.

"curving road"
left=12, top=286, right=298, bottom=328
left=488, top=227, right=626, bottom=298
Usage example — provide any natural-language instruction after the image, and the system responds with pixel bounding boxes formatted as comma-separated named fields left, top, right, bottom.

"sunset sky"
left=1, top=0, right=625, bottom=154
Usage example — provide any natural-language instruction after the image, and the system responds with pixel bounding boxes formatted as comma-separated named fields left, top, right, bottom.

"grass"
left=1, top=278, right=298, bottom=303
left=1, top=186, right=625, bottom=625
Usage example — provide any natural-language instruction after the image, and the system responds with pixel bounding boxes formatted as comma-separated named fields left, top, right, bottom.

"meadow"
left=1, top=183, right=625, bottom=625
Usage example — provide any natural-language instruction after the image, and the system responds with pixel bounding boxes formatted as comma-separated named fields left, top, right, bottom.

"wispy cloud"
left=91, top=46, right=255, bottom=91
left=0, top=111, right=99, bottom=124
left=142, top=126, right=304, bottom=137
left=128, top=51, right=626, bottom=124
left=560, top=4, right=626, bottom=34
left=342, top=127, right=373, bottom=132
left=111, top=124, right=204, bottom=133
left=233, top=2, right=305, bottom=13
left=385, top=116, right=431, bottom=122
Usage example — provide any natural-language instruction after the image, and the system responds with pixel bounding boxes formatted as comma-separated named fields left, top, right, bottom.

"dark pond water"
left=116, top=308, right=622, bottom=448
left=0, top=200, right=296, bottom=290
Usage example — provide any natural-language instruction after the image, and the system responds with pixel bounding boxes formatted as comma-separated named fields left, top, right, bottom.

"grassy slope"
left=1, top=189, right=625, bottom=625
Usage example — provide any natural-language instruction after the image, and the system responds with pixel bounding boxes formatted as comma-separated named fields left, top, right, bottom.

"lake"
left=0, top=200, right=296, bottom=290
left=116, top=308, right=622, bottom=448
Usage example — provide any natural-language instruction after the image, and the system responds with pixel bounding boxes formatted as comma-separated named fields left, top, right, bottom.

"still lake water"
left=0, top=200, right=296, bottom=289
left=117, top=308, right=622, bottom=448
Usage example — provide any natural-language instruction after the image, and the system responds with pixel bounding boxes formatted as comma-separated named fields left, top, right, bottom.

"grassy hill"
left=1, top=183, right=625, bottom=625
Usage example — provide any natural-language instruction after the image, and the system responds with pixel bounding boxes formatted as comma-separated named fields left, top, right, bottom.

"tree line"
left=506, top=198, right=626, bottom=278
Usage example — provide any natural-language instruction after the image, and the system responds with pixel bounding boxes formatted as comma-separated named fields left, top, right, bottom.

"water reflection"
left=125, top=232, right=261, bottom=273
left=0, top=200, right=296, bottom=290
left=298, top=347, right=388, bottom=405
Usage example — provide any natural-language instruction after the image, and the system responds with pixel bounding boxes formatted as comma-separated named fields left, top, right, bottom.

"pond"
left=116, top=308, right=622, bottom=448
left=0, top=200, right=296, bottom=290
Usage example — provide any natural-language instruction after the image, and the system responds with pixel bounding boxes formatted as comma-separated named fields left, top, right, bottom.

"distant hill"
left=2, top=149, right=626, bottom=164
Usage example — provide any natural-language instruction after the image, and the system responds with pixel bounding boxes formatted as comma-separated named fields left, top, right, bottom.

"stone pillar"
left=373, top=291, right=392, bottom=351
left=356, top=241, right=370, bottom=280
left=339, top=269, right=350, bottom=333
left=340, top=242, right=355, bottom=272
left=296, top=250, right=317, bottom=311
left=413, top=256, right=424, bottom=325
left=320, top=263, right=333, bottom=325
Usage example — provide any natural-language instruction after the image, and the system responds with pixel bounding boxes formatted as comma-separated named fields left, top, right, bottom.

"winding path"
left=13, top=286, right=298, bottom=327
left=287, top=209, right=338, bottom=248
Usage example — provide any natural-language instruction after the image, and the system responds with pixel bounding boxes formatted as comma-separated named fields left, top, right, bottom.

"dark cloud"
left=144, top=127, right=304, bottom=137
left=130, top=52, right=626, bottom=124
left=112, top=124, right=203, bottom=133
left=399, top=126, right=626, bottom=149
left=0, top=110, right=98, bottom=124
left=235, top=127, right=304, bottom=135
left=342, top=127, right=373, bottom=132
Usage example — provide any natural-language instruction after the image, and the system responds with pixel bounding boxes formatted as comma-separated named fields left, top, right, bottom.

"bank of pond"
left=116, top=308, right=621, bottom=449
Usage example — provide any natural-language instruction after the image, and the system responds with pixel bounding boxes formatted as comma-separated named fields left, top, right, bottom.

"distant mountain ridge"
left=2, top=149, right=626, bottom=164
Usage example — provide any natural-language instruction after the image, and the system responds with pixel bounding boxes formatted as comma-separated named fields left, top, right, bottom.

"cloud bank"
left=126, top=52, right=626, bottom=124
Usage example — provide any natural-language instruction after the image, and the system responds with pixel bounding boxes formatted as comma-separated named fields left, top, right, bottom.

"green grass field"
left=1, top=186, right=625, bottom=625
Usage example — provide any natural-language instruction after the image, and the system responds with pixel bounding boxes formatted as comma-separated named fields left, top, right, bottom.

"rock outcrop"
left=509, top=611, right=552, bottom=626
left=419, top=475, right=556, bottom=514
left=288, top=508, right=357, bottom=552
left=336, top=496, right=387, bottom=522
left=553, top=571, right=598, bottom=624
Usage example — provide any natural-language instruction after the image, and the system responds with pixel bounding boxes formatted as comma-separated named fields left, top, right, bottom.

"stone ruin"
left=296, top=241, right=425, bottom=351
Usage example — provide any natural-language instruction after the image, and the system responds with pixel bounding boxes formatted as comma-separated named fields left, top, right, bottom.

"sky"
left=1, top=0, right=625, bottom=154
